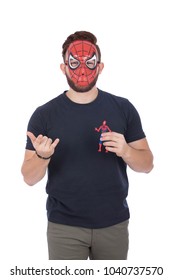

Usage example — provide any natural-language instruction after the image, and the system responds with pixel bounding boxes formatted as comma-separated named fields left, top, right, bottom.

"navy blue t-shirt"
left=26, top=89, right=145, bottom=228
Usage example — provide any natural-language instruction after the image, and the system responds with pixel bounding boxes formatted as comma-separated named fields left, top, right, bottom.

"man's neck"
left=66, top=87, right=98, bottom=104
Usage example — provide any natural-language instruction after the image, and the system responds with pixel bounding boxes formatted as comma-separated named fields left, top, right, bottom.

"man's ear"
left=98, top=62, right=104, bottom=74
left=60, top=63, right=66, bottom=75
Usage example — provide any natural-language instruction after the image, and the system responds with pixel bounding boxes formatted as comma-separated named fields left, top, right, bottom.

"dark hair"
left=62, top=31, right=101, bottom=61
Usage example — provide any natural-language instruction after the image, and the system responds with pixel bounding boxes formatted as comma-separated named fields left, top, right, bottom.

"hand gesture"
left=27, top=131, right=60, bottom=158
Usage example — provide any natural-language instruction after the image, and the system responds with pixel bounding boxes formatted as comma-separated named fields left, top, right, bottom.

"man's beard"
left=65, top=74, right=99, bottom=93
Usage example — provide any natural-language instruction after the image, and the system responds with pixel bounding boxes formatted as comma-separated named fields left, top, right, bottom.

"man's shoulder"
left=36, top=92, right=64, bottom=111
left=99, top=89, right=130, bottom=106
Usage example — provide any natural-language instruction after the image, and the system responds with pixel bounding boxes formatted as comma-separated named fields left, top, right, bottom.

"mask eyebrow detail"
left=68, top=53, right=80, bottom=69
left=86, top=54, right=97, bottom=69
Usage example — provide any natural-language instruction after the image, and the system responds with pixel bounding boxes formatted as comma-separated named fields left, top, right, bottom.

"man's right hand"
left=27, top=131, right=60, bottom=159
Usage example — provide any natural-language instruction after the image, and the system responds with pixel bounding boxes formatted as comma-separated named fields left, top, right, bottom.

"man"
left=21, top=31, right=154, bottom=260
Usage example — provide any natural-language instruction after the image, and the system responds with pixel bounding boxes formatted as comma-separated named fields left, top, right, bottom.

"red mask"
left=65, top=40, right=99, bottom=87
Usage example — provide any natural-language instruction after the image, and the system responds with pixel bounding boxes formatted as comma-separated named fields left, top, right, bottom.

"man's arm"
left=21, top=132, right=59, bottom=186
left=101, top=132, right=153, bottom=173
left=21, top=150, right=50, bottom=186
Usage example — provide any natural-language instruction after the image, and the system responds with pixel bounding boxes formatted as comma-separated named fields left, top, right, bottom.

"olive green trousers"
left=47, top=220, right=129, bottom=260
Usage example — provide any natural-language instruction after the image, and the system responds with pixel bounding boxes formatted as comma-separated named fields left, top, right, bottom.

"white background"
left=0, top=0, right=173, bottom=278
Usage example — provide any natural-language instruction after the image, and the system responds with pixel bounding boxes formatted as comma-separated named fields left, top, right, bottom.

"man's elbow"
left=144, top=153, right=154, bottom=173
left=21, top=168, right=36, bottom=186
left=22, top=175, right=36, bottom=186
left=145, top=163, right=154, bottom=173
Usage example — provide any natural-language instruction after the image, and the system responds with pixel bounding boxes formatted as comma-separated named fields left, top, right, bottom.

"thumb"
left=27, top=131, right=37, bottom=143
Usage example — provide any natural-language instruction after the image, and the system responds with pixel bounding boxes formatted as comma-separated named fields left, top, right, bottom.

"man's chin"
left=66, top=75, right=98, bottom=93
left=72, top=85, right=94, bottom=93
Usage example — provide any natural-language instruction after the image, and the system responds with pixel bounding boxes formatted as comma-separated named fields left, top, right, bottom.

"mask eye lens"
left=86, top=54, right=97, bottom=69
left=69, top=54, right=80, bottom=69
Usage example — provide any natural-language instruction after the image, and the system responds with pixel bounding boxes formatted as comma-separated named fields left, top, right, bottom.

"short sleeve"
left=124, top=100, right=146, bottom=143
left=25, top=107, right=46, bottom=150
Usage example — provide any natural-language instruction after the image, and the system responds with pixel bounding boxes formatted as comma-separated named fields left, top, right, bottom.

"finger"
left=101, top=135, right=117, bottom=142
left=101, top=132, right=121, bottom=137
left=102, top=134, right=121, bottom=142
left=34, top=134, right=44, bottom=145
left=27, top=131, right=44, bottom=144
left=101, top=132, right=113, bottom=137
left=105, top=146, right=116, bottom=153
left=40, top=136, right=49, bottom=146
left=51, top=138, right=60, bottom=149
left=103, top=141, right=117, bottom=147
left=46, top=138, right=53, bottom=147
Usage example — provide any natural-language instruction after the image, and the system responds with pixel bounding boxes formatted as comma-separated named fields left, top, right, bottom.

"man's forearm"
left=21, top=153, right=50, bottom=186
left=122, top=146, right=154, bottom=173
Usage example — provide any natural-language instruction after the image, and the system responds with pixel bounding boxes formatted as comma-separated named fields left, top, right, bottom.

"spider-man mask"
left=65, top=40, right=100, bottom=92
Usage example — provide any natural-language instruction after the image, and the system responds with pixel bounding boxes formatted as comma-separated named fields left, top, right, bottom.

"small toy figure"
left=95, top=120, right=111, bottom=152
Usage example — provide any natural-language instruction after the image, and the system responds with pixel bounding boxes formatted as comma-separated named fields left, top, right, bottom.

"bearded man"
left=21, top=31, right=153, bottom=260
